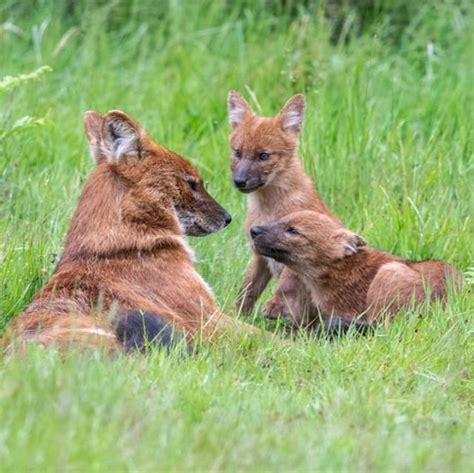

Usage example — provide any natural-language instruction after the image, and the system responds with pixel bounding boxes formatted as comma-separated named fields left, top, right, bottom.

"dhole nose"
left=233, top=177, right=247, bottom=189
left=224, top=212, right=232, bottom=227
left=250, top=226, right=264, bottom=239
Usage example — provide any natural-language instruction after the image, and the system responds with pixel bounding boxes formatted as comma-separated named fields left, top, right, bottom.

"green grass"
left=1, top=1, right=473, bottom=471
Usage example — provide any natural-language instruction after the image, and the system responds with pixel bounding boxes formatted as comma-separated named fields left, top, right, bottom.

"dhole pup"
left=6, top=110, right=252, bottom=353
left=250, top=210, right=463, bottom=323
left=227, top=91, right=337, bottom=324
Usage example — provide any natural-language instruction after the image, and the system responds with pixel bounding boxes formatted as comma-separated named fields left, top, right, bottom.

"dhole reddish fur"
left=227, top=91, right=337, bottom=324
left=6, top=110, right=249, bottom=352
left=251, top=210, right=463, bottom=323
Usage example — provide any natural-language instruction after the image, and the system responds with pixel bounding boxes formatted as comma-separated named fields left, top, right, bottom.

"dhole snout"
left=250, top=223, right=293, bottom=263
left=232, top=161, right=266, bottom=193
left=173, top=178, right=232, bottom=236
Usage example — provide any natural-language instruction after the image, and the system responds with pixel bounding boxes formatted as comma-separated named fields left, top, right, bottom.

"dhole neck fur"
left=59, top=164, right=185, bottom=266
left=248, top=157, right=313, bottom=209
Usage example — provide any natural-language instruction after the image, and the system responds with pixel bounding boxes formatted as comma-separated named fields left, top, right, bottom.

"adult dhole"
left=6, top=110, right=252, bottom=353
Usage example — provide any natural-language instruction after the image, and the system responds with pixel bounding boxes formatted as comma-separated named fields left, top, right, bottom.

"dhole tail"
left=3, top=310, right=190, bottom=355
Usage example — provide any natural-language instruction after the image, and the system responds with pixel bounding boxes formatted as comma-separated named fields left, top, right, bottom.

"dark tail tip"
left=115, top=310, right=190, bottom=353
left=315, top=316, right=373, bottom=338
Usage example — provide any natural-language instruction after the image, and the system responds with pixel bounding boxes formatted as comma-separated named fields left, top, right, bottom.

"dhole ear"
left=338, top=230, right=367, bottom=256
left=227, top=90, right=252, bottom=129
left=100, top=110, right=142, bottom=163
left=279, top=94, right=305, bottom=133
left=84, top=111, right=104, bottom=163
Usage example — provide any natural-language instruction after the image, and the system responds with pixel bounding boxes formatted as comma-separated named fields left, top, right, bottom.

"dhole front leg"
left=236, top=255, right=272, bottom=313
left=263, top=267, right=312, bottom=324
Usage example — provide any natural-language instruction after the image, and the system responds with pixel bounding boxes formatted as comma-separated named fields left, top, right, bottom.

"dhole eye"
left=187, top=179, right=198, bottom=191
left=259, top=152, right=270, bottom=161
left=287, top=226, right=299, bottom=235
left=234, top=149, right=242, bottom=159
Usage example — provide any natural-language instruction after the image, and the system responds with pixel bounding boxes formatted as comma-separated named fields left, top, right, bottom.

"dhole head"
left=250, top=211, right=367, bottom=270
left=83, top=110, right=231, bottom=236
left=227, top=91, right=305, bottom=193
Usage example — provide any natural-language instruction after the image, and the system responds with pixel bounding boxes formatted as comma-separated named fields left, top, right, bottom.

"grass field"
left=1, top=1, right=473, bottom=471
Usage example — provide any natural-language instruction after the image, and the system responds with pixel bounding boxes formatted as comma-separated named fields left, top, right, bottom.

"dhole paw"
left=235, top=297, right=255, bottom=314
left=262, top=299, right=290, bottom=320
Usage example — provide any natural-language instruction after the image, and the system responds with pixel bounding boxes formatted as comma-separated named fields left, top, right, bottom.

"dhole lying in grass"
left=6, top=110, right=251, bottom=353
left=250, top=210, right=463, bottom=323
left=227, top=91, right=337, bottom=324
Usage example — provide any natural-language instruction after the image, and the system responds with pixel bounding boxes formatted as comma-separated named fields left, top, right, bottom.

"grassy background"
left=0, top=1, right=473, bottom=471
